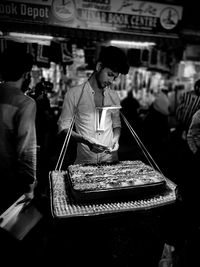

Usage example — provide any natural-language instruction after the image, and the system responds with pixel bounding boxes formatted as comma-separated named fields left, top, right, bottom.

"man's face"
left=96, top=65, right=119, bottom=89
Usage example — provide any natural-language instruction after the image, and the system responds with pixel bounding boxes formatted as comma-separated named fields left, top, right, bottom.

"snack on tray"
left=67, top=160, right=166, bottom=193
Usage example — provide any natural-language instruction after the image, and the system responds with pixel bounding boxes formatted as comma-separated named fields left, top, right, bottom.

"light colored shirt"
left=187, top=109, right=200, bottom=154
left=58, top=81, right=121, bottom=164
left=153, top=90, right=170, bottom=116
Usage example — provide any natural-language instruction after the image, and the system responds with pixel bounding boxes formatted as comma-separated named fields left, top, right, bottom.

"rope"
left=55, top=115, right=75, bottom=171
left=120, top=111, right=165, bottom=178
left=54, top=82, right=86, bottom=171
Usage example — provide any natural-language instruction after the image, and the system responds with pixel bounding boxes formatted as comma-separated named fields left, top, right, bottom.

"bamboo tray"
left=49, top=170, right=177, bottom=219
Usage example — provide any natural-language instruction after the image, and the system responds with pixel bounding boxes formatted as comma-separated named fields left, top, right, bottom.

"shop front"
left=0, top=0, right=184, bottom=107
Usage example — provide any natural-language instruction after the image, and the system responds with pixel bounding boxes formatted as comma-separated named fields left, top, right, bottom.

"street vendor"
left=57, top=46, right=129, bottom=164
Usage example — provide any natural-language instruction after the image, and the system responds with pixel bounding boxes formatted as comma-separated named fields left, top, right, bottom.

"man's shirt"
left=187, top=109, right=200, bottom=154
left=58, top=81, right=121, bottom=164
left=176, top=90, right=200, bottom=132
left=0, top=83, right=37, bottom=212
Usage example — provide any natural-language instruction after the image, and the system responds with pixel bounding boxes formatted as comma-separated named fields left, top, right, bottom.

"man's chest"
left=94, top=91, right=104, bottom=107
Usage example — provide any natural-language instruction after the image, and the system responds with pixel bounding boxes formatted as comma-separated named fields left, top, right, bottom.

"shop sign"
left=0, top=0, right=183, bottom=36
left=0, top=0, right=51, bottom=23
left=74, top=0, right=182, bottom=34
left=3, top=0, right=52, bottom=5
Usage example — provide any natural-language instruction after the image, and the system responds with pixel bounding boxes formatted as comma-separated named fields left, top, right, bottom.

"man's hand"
left=24, top=181, right=37, bottom=202
left=24, top=191, right=34, bottom=202
left=89, top=143, right=109, bottom=153
left=82, top=136, right=110, bottom=154
left=16, top=189, right=34, bottom=206
left=110, top=140, right=119, bottom=152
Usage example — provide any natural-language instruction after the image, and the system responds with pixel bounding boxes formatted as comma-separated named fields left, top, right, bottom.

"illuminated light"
left=183, top=61, right=196, bottom=78
left=6, top=32, right=54, bottom=45
left=110, top=40, right=156, bottom=49
left=8, top=32, right=53, bottom=40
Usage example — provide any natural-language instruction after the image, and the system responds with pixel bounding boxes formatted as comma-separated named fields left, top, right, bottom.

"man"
left=176, top=79, right=200, bottom=139
left=58, top=46, right=129, bottom=164
left=0, top=48, right=37, bottom=214
left=187, top=109, right=200, bottom=155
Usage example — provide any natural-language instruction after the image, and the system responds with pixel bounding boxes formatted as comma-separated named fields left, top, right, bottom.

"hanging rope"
left=55, top=115, right=76, bottom=171
left=120, top=111, right=166, bottom=178
left=54, top=82, right=86, bottom=171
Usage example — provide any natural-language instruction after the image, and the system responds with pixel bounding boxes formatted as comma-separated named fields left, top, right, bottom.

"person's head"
left=0, top=48, right=34, bottom=85
left=95, top=46, right=129, bottom=89
left=34, top=82, right=45, bottom=98
left=194, top=79, right=200, bottom=96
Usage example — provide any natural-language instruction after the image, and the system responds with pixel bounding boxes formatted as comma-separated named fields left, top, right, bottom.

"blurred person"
left=163, top=102, right=200, bottom=267
left=0, top=48, right=37, bottom=214
left=187, top=109, right=200, bottom=156
left=168, top=84, right=185, bottom=129
left=0, top=48, right=37, bottom=264
left=176, top=79, right=200, bottom=140
left=153, top=88, right=170, bottom=117
left=119, top=89, right=141, bottom=160
left=33, top=78, right=52, bottom=150
left=58, top=46, right=129, bottom=165
left=184, top=109, right=200, bottom=204
left=166, top=79, right=200, bottom=189
left=31, top=78, right=54, bottom=194
left=120, top=89, right=140, bottom=130
left=158, top=83, right=200, bottom=267
left=185, top=108, right=200, bottom=193
left=141, top=88, right=170, bottom=170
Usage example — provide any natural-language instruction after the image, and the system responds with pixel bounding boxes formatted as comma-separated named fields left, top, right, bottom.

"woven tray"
left=49, top=171, right=177, bottom=219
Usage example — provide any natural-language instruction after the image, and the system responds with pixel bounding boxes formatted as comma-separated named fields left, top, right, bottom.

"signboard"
left=0, top=0, right=183, bottom=36
left=0, top=0, right=51, bottom=23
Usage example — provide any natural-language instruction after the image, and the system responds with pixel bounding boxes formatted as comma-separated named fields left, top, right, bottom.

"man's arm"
left=16, top=98, right=37, bottom=197
left=111, top=102, right=121, bottom=151
left=111, top=127, right=121, bottom=151
left=61, top=128, right=109, bottom=153
left=187, top=111, right=200, bottom=154
left=58, top=89, right=109, bottom=153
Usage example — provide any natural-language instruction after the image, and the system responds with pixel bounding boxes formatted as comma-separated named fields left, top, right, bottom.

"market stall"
left=0, top=0, right=184, bottom=107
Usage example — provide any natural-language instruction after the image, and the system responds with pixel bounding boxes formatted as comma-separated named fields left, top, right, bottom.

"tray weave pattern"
left=49, top=171, right=177, bottom=218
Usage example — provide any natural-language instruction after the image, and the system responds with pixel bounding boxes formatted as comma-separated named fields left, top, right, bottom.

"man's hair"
left=194, top=79, right=200, bottom=96
left=0, top=48, right=34, bottom=82
left=97, top=46, right=129, bottom=75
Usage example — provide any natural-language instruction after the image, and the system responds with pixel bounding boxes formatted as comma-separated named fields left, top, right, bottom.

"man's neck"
left=88, top=73, right=103, bottom=93
left=5, top=79, right=22, bottom=89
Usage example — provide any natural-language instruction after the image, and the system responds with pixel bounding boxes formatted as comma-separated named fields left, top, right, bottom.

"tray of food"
left=65, top=160, right=167, bottom=203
